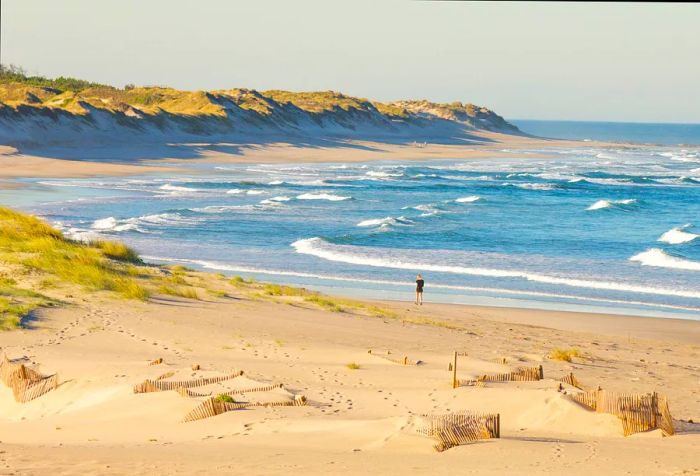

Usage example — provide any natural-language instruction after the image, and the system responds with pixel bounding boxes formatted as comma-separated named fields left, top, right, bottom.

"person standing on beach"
left=415, top=274, right=424, bottom=305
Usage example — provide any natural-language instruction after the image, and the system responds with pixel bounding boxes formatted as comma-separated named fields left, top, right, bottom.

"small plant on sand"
left=90, top=240, right=141, bottom=263
left=215, top=394, right=236, bottom=403
left=263, top=283, right=309, bottom=297
left=346, top=362, right=361, bottom=370
left=230, top=275, right=255, bottom=286
left=549, top=348, right=583, bottom=362
left=157, top=285, right=200, bottom=300
left=303, top=295, right=344, bottom=312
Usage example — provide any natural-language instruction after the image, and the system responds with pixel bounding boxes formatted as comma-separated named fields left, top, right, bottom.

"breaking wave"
left=292, top=238, right=700, bottom=299
left=630, top=248, right=700, bottom=271
left=455, top=196, right=481, bottom=203
left=296, top=192, right=351, bottom=201
left=356, top=216, right=414, bottom=228
left=587, top=199, right=637, bottom=211
left=658, top=225, right=699, bottom=245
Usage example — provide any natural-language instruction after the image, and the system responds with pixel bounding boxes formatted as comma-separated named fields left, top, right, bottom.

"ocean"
left=3, top=121, right=700, bottom=320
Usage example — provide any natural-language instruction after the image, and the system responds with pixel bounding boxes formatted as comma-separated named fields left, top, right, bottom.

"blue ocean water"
left=3, top=132, right=700, bottom=319
left=512, top=119, right=700, bottom=146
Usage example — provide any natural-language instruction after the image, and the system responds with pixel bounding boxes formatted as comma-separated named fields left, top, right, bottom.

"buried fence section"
left=571, top=389, right=674, bottom=437
left=0, top=354, right=58, bottom=403
left=417, top=411, right=500, bottom=452
left=134, top=370, right=244, bottom=393
left=178, top=382, right=285, bottom=399
left=368, top=349, right=421, bottom=366
left=183, top=394, right=308, bottom=422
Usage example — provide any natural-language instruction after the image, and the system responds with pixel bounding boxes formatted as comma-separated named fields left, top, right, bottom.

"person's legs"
left=418, top=291, right=423, bottom=305
left=415, top=290, right=419, bottom=305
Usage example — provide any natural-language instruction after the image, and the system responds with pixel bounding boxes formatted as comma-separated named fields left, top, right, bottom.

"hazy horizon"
left=3, top=1, right=699, bottom=123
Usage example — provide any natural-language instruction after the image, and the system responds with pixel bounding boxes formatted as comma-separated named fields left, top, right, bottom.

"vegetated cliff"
left=0, top=70, right=521, bottom=147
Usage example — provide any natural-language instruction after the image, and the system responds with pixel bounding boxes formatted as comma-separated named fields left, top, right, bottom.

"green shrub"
left=215, top=394, right=236, bottom=403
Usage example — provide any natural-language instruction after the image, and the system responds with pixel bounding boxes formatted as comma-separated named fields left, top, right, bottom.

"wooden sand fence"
left=456, top=365, right=543, bottom=388
left=183, top=394, right=307, bottom=422
left=368, top=349, right=421, bottom=366
left=133, top=370, right=244, bottom=394
left=178, top=382, right=284, bottom=398
left=0, top=355, right=58, bottom=403
left=558, top=372, right=584, bottom=390
left=416, top=411, right=500, bottom=452
left=571, top=389, right=674, bottom=436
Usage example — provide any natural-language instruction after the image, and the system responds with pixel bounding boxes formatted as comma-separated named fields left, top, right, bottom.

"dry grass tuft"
left=549, top=348, right=583, bottom=362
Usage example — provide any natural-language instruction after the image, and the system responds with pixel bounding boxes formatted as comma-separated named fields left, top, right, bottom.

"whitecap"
left=586, top=199, right=637, bottom=211
left=630, top=248, right=700, bottom=271
left=158, top=184, right=201, bottom=194
left=455, top=196, right=481, bottom=203
left=356, top=216, right=414, bottom=227
left=504, top=182, right=557, bottom=191
left=658, top=225, right=699, bottom=245
left=365, top=170, right=404, bottom=178
left=296, top=193, right=351, bottom=201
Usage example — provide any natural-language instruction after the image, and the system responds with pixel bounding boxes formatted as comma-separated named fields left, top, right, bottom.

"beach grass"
left=346, top=362, right=361, bottom=370
left=157, top=285, right=200, bottom=300
left=215, top=394, right=236, bottom=403
left=549, top=348, right=583, bottom=362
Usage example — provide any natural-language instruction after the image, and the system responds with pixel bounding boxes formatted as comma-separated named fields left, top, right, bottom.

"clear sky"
left=2, top=1, right=699, bottom=123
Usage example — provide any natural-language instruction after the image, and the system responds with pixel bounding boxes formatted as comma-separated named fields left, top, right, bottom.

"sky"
left=2, top=1, right=699, bottom=123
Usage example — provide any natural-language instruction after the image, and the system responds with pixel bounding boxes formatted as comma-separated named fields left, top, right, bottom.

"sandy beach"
left=0, top=264, right=698, bottom=475
left=0, top=132, right=617, bottom=182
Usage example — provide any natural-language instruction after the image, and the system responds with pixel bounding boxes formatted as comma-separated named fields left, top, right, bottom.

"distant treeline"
left=0, top=64, right=116, bottom=92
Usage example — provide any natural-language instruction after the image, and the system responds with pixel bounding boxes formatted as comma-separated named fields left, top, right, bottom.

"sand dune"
left=0, top=269, right=698, bottom=475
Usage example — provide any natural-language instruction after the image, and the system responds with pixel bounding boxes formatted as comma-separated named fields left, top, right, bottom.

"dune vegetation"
left=0, top=207, right=408, bottom=330
left=0, top=64, right=519, bottom=139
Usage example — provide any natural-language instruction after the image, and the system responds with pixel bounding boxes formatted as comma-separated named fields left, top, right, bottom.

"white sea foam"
left=504, top=182, right=557, bottom=191
left=365, top=170, right=404, bottom=178
left=455, top=196, right=481, bottom=203
left=581, top=178, right=634, bottom=186
left=246, top=190, right=266, bottom=195
left=356, top=216, right=413, bottom=227
left=91, top=217, right=141, bottom=232
left=630, top=248, right=700, bottom=271
left=658, top=225, right=699, bottom=245
left=292, top=238, right=700, bottom=299
left=158, top=183, right=201, bottom=194
left=226, top=189, right=243, bottom=194
left=296, top=193, right=351, bottom=201
left=267, top=180, right=284, bottom=185
left=65, top=227, right=102, bottom=242
left=190, top=205, right=243, bottom=213
left=586, top=199, right=637, bottom=211
left=403, top=203, right=443, bottom=216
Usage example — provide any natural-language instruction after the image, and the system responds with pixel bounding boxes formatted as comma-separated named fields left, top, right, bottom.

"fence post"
left=495, top=413, right=501, bottom=438
left=452, top=351, right=458, bottom=388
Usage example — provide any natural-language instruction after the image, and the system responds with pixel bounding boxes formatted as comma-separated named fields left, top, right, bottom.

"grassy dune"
left=0, top=207, right=406, bottom=330
left=0, top=65, right=517, bottom=132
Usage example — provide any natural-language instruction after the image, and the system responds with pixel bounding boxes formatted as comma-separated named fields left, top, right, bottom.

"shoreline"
left=0, top=132, right=624, bottom=182
left=0, top=263, right=698, bottom=475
